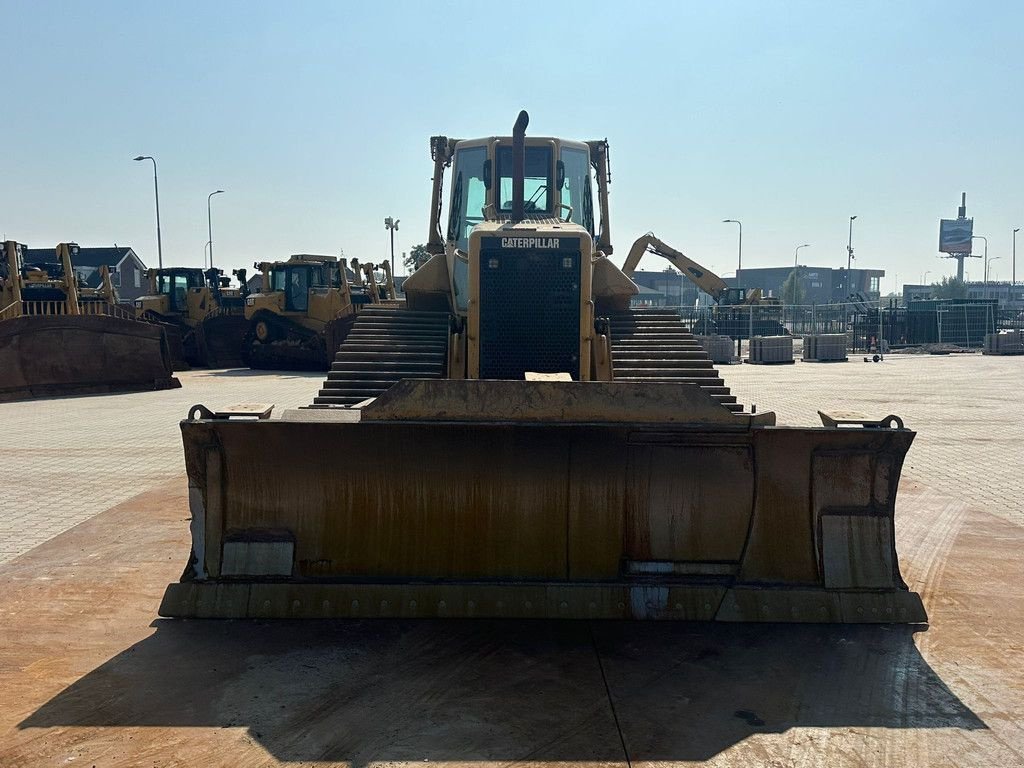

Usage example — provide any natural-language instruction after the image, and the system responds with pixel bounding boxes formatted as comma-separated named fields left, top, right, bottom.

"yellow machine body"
left=0, top=241, right=179, bottom=401
left=134, top=267, right=249, bottom=368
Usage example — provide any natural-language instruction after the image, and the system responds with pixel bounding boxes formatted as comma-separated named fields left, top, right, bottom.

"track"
left=312, top=306, right=449, bottom=406
left=607, top=308, right=742, bottom=412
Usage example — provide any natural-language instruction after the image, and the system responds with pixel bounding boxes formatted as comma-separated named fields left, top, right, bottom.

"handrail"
left=1, top=300, right=141, bottom=322
left=0, top=301, right=22, bottom=321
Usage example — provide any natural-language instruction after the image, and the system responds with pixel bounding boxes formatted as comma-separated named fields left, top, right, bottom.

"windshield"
left=496, top=145, right=552, bottom=216
left=447, top=145, right=488, bottom=252
left=559, top=146, right=594, bottom=233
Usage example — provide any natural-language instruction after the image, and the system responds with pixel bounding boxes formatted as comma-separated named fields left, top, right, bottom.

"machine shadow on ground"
left=21, top=619, right=983, bottom=764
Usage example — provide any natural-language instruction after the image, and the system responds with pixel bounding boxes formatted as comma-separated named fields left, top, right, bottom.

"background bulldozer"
left=0, top=241, right=179, bottom=401
left=134, top=267, right=250, bottom=369
left=162, top=113, right=924, bottom=624
left=242, top=254, right=380, bottom=370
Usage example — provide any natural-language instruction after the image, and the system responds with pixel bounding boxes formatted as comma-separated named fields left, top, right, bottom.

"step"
left=613, top=365, right=722, bottom=376
left=613, top=351, right=710, bottom=361
left=615, top=376, right=726, bottom=386
left=333, top=351, right=443, bottom=363
left=339, top=342, right=447, bottom=352
left=322, top=375, right=442, bottom=386
left=614, top=360, right=715, bottom=370
left=329, top=361, right=444, bottom=372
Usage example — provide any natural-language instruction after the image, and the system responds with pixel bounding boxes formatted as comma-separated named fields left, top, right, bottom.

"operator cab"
left=445, top=138, right=598, bottom=313
left=265, top=259, right=337, bottom=313
left=156, top=269, right=206, bottom=312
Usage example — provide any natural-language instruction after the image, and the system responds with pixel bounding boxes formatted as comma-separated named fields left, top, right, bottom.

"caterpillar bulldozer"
left=242, top=254, right=376, bottom=370
left=134, top=267, right=250, bottom=369
left=0, top=241, right=179, bottom=401
left=161, top=112, right=925, bottom=624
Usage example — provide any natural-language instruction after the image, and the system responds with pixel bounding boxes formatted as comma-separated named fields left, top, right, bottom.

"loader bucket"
left=161, top=380, right=925, bottom=623
left=0, top=314, right=180, bottom=402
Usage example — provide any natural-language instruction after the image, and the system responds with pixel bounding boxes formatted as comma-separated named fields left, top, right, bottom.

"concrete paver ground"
left=0, top=369, right=322, bottom=564
left=0, top=354, right=1022, bottom=766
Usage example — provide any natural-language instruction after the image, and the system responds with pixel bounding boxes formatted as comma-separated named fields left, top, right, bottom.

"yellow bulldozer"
left=0, top=241, right=179, bottom=401
left=161, top=112, right=924, bottom=624
left=242, top=254, right=380, bottom=370
left=134, top=266, right=250, bottom=369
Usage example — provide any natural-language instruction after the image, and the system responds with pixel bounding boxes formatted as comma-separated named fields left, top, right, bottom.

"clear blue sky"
left=2, top=1, right=1022, bottom=290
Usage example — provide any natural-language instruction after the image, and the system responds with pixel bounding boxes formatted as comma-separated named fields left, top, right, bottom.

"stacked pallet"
left=802, top=333, right=848, bottom=362
left=746, top=335, right=794, bottom=365
left=695, top=334, right=737, bottom=364
left=983, top=331, right=1024, bottom=355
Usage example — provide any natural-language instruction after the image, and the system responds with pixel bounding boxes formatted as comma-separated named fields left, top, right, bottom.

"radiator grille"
left=478, top=241, right=581, bottom=379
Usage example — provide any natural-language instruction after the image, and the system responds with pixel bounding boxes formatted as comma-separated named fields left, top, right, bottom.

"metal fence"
left=667, top=301, right=1024, bottom=351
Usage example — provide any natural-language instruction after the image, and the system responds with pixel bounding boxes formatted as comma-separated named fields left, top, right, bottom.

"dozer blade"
left=0, top=314, right=180, bottom=402
left=196, top=314, right=249, bottom=368
left=161, top=380, right=925, bottom=623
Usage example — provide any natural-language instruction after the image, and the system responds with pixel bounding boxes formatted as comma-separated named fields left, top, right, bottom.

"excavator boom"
left=622, top=233, right=729, bottom=302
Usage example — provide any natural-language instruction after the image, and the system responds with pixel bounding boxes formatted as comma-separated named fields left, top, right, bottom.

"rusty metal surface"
left=361, top=378, right=775, bottom=425
left=162, top=403, right=923, bottom=622
left=0, top=314, right=179, bottom=402
left=1, top=479, right=1020, bottom=766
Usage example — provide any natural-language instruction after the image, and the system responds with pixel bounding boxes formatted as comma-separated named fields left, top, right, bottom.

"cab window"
left=447, top=146, right=488, bottom=252
left=285, top=268, right=310, bottom=311
left=158, top=273, right=191, bottom=311
left=559, top=147, right=594, bottom=234
left=496, top=145, right=552, bottom=215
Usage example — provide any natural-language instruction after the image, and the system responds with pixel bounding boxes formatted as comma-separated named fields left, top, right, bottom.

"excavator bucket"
left=0, top=312, right=180, bottom=402
left=160, top=380, right=925, bottom=623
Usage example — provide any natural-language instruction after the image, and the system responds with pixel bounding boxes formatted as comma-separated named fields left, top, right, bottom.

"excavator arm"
left=621, top=233, right=728, bottom=302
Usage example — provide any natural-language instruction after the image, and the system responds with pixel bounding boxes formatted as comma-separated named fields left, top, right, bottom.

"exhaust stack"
left=511, top=110, right=529, bottom=223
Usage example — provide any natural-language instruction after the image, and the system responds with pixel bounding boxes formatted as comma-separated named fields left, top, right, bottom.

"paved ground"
left=724, top=352, right=1024, bottom=527
left=0, top=369, right=322, bottom=564
left=0, top=354, right=1022, bottom=766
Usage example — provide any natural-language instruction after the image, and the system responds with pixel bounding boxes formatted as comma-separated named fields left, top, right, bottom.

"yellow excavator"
left=1, top=241, right=179, bottom=401
left=241, top=254, right=377, bottom=370
left=622, top=233, right=784, bottom=336
left=134, top=267, right=250, bottom=369
left=161, top=112, right=924, bottom=624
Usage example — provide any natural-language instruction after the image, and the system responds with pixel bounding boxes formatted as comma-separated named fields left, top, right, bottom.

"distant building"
left=629, top=269, right=698, bottom=307
left=629, top=283, right=669, bottom=307
left=23, top=245, right=148, bottom=302
left=902, top=281, right=1023, bottom=309
left=965, top=281, right=1024, bottom=309
left=726, top=266, right=885, bottom=303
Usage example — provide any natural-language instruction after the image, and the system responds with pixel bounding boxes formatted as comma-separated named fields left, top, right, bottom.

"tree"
left=404, top=244, right=431, bottom=273
left=931, top=275, right=967, bottom=300
left=781, top=269, right=805, bottom=305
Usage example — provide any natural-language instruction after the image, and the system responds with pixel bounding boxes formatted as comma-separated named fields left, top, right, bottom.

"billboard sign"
left=939, top=218, right=973, bottom=253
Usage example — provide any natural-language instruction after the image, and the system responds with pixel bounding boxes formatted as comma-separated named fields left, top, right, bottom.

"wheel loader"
left=134, top=267, right=250, bottom=369
left=0, top=241, right=179, bottom=401
left=242, top=254, right=372, bottom=370
left=161, top=112, right=925, bottom=624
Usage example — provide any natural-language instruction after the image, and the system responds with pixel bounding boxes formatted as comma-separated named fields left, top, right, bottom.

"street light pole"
left=846, top=215, right=857, bottom=293
left=384, top=217, right=400, bottom=275
left=973, top=235, right=988, bottom=297
left=133, top=155, right=163, bottom=269
left=722, top=219, right=742, bottom=284
left=1014, top=228, right=1019, bottom=285
left=207, top=190, right=225, bottom=270
left=794, top=243, right=810, bottom=267
left=922, top=270, right=931, bottom=285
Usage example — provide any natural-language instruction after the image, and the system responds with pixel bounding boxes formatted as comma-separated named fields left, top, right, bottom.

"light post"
left=973, top=235, right=988, bottom=297
left=985, top=256, right=1001, bottom=299
left=207, top=190, right=225, bottom=270
left=922, top=270, right=931, bottom=285
left=1013, top=228, right=1019, bottom=285
left=133, top=155, right=163, bottom=269
left=722, top=219, right=742, bottom=284
left=204, top=241, right=211, bottom=267
left=846, top=215, right=857, bottom=293
left=384, top=217, right=400, bottom=275
left=794, top=243, right=810, bottom=267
